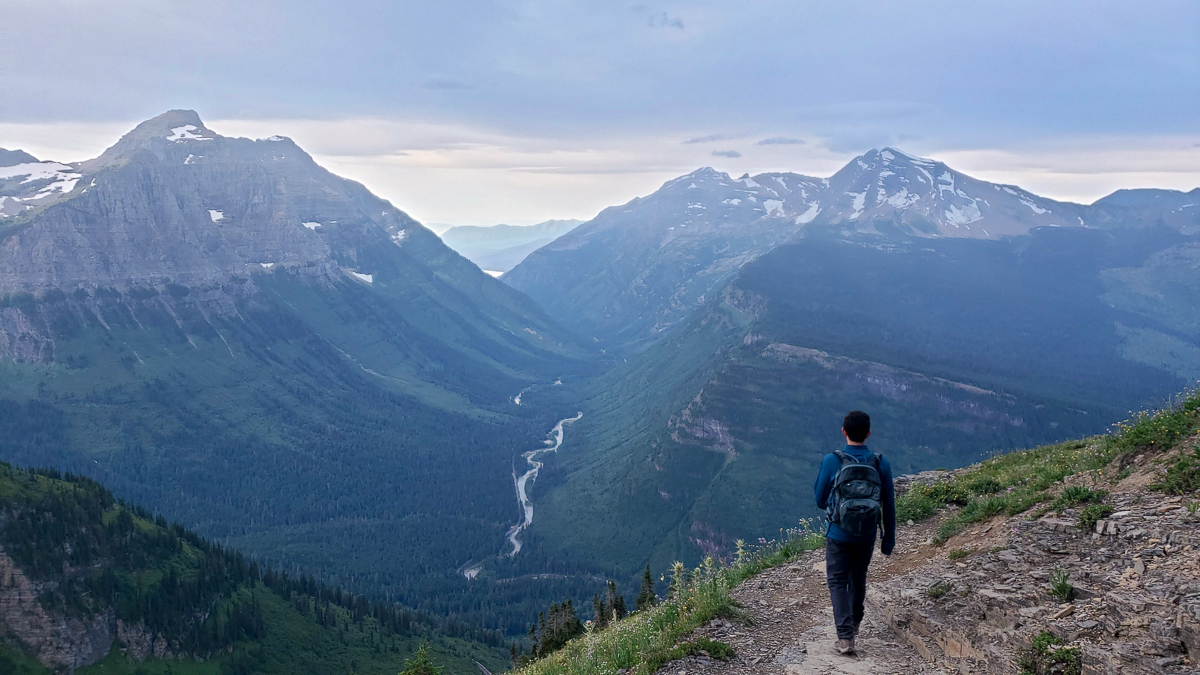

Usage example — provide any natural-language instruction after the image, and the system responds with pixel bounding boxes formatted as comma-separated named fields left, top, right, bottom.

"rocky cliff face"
left=1, top=549, right=115, bottom=671
left=0, top=110, right=427, bottom=294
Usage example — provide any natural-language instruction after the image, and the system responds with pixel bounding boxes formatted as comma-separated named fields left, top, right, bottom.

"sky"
left=2, top=0, right=1198, bottom=226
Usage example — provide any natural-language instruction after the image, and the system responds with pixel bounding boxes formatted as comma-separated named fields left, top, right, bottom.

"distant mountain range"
left=440, top=219, right=583, bottom=274
left=0, top=110, right=593, bottom=635
left=505, top=148, right=1199, bottom=349
left=504, top=151, right=1200, bottom=579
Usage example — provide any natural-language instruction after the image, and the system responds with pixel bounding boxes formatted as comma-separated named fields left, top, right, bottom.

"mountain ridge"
left=505, top=148, right=1200, bottom=349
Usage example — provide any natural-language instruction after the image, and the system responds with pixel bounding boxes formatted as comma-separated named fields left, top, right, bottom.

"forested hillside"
left=0, top=462, right=508, bottom=674
left=525, top=223, right=1200, bottom=583
left=0, top=111, right=597, bottom=637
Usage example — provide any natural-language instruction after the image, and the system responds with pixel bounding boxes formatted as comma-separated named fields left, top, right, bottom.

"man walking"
left=813, top=410, right=896, bottom=655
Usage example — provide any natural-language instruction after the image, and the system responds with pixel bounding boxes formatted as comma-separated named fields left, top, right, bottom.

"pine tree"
left=400, top=642, right=442, bottom=675
left=602, top=579, right=626, bottom=622
left=636, top=563, right=657, bottom=611
left=592, top=593, right=606, bottom=629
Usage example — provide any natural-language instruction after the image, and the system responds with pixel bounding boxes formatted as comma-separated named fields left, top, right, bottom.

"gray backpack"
left=826, top=449, right=883, bottom=537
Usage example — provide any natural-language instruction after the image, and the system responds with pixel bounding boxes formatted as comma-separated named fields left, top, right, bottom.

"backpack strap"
left=832, top=448, right=859, bottom=465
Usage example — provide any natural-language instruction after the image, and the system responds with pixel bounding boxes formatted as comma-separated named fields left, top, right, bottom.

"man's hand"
left=881, top=534, right=895, bottom=556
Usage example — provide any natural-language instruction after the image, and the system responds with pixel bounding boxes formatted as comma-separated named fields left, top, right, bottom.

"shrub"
left=926, top=581, right=952, bottom=599
left=1077, top=504, right=1114, bottom=530
left=966, top=476, right=1002, bottom=494
left=1017, top=631, right=1081, bottom=675
left=1151, top=446, right=1200, bottom=495
left=947, top=548, right=972, bottom=560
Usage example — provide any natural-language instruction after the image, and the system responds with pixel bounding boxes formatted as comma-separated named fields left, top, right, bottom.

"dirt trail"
left=658, top=522, right=947, bottom=675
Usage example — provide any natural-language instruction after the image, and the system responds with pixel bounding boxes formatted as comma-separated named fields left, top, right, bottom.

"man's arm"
left=814, top=454, right=838, bottom=510
left=880, top=457, right=897, bottom=555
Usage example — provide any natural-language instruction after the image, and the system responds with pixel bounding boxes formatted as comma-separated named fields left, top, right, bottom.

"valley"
left=2, top=112, right=1199, bottom=673
left=507, top=411, right=584, bottom=557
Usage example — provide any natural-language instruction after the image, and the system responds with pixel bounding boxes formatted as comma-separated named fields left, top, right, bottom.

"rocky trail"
left=658, top=521, right=947, bottom=675
left=658, top=444, right=1200, bottom=674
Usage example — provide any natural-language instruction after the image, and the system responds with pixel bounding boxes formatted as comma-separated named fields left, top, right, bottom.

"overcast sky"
left=2, top=0, right=1198, bottom=226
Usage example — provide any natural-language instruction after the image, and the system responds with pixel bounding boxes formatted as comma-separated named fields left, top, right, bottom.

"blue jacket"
left=814, top=445, right=896, bottom=554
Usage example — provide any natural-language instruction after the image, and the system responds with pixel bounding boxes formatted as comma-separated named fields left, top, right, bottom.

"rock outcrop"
left=871, top=458, right=1200, bottom=674
left=0, top=550, right=116, bottom=671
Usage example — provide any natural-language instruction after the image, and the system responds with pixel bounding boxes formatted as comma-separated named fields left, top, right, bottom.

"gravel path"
left=657, top=521, right=947, bottom=675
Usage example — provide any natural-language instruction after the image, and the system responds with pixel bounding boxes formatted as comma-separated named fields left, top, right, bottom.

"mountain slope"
left=0, top=462, right=507, bottom=674
left=524, top=223, right=1200, bottom=577
left=504, top=168, right=827, bottom=348
left=441, top=219, right=583, bottom=273
left=504, top=148, right=1198, bottom=351
left=818, top=148, right=1088, bottom=237
left=0, top=110, right=593, bottom=634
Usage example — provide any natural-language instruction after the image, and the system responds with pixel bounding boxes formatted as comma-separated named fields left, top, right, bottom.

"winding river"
left=505, top=411, right=583, bottom=556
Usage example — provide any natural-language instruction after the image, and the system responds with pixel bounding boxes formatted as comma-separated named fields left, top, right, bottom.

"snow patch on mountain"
left=166, top=125, right=212, bottom=142
left=847, top=191, right=867, bottom=220
left=795, top=203, right=821, bottom=224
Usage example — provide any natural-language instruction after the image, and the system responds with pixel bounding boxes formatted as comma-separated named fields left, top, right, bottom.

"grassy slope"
left=0, top=463, right=508, bottom=675
left=514, top=390, right=1200, bottom=675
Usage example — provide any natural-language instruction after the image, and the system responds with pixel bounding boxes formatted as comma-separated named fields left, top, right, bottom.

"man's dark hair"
left=842, top=411, right=871, bottom=443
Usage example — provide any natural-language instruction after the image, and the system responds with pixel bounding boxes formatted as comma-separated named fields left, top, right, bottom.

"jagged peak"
left=662, top=166, right=731, bottom=189
left=0, top=148, right=41, bottom=168
left=878, top=147, right=938, bottom=166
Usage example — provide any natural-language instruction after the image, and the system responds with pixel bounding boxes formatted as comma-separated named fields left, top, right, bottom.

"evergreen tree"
left=636, top=563, right=657, bottom=611
left=399, top=642, right=442, bottom=675
left=604, top=580, right=626, bottom=622
left=592, top=593, right=606, bottom=629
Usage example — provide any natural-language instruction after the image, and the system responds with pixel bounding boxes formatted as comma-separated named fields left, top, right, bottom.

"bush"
left=1077, top=504, right=1114, bottom=530
left=1017, top=631, right=1081, bottom=675
left=966, top=476, right=1002, bottom=494
left=926, top=581, right=951, bottom=599
left=1151, top=446, right=1200, bottom=495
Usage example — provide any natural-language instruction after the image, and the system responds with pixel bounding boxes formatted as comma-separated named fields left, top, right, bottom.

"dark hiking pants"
left=825, top=538, right=874, bottom=640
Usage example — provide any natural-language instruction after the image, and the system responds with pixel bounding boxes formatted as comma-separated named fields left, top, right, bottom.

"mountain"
left=504, top=168, right=828, bottom=348
left=818, top=148, right=1088, bottom=237
left=0, top=462, right=507, bottom=674
left=521, top=222, right=1200, bottom=578
left=0, top=149, right=81, bottom=218
left=1090, top=187, right=1200, bottom=234
left=441, top=220, right=583, bottom=273
left=0, top=110, right=593, bottom=634
left=504, top=148, right=1199, bottom=350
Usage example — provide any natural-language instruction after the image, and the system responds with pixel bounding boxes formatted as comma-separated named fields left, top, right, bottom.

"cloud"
left=645, top=11, right=684, bottom=30
left=711, top=149, right=741, bottom=158
left=683, top=133, right=735, bottom=145
left=757, top=137, right=804, bottom=145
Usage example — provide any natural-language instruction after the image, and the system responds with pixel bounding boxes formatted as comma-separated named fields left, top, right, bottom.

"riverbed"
left=505, top=411, right=583, bottom=556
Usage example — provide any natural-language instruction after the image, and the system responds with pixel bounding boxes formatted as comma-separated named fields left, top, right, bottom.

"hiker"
left=813, top=410, right=896, bottom=655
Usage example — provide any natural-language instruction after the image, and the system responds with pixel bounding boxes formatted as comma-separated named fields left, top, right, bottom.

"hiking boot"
left=835, top=638, right=856, bottom=655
